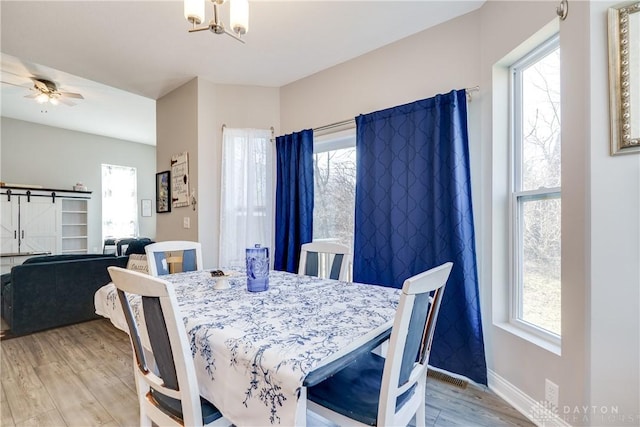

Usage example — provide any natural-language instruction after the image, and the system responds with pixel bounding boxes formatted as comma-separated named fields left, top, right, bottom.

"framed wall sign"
left=156, top=171, right=171, bottom=213
left=171, top=151, right=190, bottom=208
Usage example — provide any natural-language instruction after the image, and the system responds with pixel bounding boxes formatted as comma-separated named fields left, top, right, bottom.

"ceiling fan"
left=24, top=78, right=84, bottom=106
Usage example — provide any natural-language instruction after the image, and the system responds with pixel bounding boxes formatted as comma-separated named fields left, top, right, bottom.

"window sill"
left=495, top=321, right=562, bottom=356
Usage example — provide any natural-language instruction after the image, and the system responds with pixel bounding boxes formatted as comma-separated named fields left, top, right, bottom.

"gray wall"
left=0, top=117, right=156, bottom=253
left=155, top=78, right=200, bottom=244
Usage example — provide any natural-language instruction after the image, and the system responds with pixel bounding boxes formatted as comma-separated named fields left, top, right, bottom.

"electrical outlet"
left=183, top=217, right=190, bottom=229
left=545, top=379, right=559, bottom=409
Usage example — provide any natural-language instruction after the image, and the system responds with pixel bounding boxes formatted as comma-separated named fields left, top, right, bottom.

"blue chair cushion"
left=307, top=351, right=416, bottom=426
left=151, top=390, right=224, bottom=424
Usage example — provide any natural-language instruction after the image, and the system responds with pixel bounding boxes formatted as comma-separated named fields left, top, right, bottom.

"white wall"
left=280, top=10, right=481, bottom=134
left=156, top=78, right=279, bottom=268
left=588, top=1, right=640, bottom=423
left=280, top=1, right=640, bottom=424
left=480, top=0, right=586, bottom=416
left=198, top=82, right=280, bottom=268
left=0, top=117, right=156, bottom=253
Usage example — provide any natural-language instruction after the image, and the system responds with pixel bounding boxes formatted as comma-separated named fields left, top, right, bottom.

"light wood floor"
left=0, top=319, right=535, bottom=427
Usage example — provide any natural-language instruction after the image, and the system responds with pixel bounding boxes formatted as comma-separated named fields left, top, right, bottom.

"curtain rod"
left=465, top=85, right=479, bottom=102
left=221, top=124, right=275, bottom=141
left=220, top=87, right=480, bottom=137
left=313, top=86, right=480, bottom=133
left=313, top=119, right=355, bottom=133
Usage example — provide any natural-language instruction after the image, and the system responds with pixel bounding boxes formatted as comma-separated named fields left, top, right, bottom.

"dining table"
left=94, top=268, right=401, bottom=426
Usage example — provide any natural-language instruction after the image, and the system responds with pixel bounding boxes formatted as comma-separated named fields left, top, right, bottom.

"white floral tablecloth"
left=95, top=269, right=400, bottom=426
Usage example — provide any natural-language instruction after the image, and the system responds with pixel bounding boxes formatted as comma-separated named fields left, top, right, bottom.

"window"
left=510, top=35, right=561, bottom=339
left=313, top=129, right=356, bottom=251
left=102, top=164, right=138, bottom=240
left=219, top=128, right=273, bottom=268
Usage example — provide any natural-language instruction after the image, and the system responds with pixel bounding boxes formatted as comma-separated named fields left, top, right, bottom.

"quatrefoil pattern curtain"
left=274, top=129, right=314, bottom=273
left=353, top=89, right=487, bottom=385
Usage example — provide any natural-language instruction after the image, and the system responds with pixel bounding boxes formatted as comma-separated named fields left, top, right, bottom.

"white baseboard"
left=487, top=369, right=572, bottom=427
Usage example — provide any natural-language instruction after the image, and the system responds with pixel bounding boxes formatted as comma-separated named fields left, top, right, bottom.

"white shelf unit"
left=61, top=199, right=88, bottom=254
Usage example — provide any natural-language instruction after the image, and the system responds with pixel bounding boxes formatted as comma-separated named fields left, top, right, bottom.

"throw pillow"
left=126, top=254, right=149, bottom=274
left=125, top=238, right=155, bottom=256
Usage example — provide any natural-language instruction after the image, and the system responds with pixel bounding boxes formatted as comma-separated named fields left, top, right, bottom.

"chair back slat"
left=329, top=253, right=344, bottom=280
left=419, top=287, right=445, bottom=365
left=153, top=252, right=170, bottom=275
left=298, top=242, right=351, bottom=281
left=142, top=296, right=179, bottom=390
left=117, top=289, right=149, bottom=373
left=305, top=252, right=319, bottom=276
left=182, top=249, right=198, bottom=273
left=398, top=291, right=431, bottom=386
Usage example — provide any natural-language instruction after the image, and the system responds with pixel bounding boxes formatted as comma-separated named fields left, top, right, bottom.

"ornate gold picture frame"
left=608, top=1, right=640, bottom=155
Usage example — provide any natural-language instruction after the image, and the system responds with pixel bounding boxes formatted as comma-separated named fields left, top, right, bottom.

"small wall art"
left=141, top=199, right=152, bottom=217
left=156, top=171, right=171, bottom=213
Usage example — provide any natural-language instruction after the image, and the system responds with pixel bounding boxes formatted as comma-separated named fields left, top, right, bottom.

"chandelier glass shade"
left=184, top=0, right=248, bottom=43
left=184, top=0, right=205, bottom=25
left=230, top=0, right=249, bottom=35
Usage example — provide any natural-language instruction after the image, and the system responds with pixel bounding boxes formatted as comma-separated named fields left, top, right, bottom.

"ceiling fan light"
left=49, top=97, right=59, bottom=106
left=230, top=0, right=248, bottom=35
left=35, top=93, right=49, bottom=104
left=184, top=0, right=205, bottom=25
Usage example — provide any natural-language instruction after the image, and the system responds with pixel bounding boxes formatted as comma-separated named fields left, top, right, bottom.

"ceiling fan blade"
left=60, top=91, right=84, bottom=99
left=0, top=80, right=27, bottom=88
left=58, top=98, right=77, bottom=106
left=24, top=92, right=38, bottom=99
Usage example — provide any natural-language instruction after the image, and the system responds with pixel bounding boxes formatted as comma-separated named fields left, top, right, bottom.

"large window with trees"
left=313, top=129, right=356, bottom=251
left=102, top=164, right=138, bottom=241
left=510, top=34, right=561, bottom=339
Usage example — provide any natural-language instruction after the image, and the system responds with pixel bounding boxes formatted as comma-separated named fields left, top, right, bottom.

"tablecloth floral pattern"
left=97, top=269, right=400, bottom=426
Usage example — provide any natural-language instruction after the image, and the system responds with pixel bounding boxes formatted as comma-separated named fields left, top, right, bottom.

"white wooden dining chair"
left=145, top=240, right=203, bottom=276
left=306, top=262, right=453, bottom=427
left=298, top=241, right=351, bottom=281
left=107, top=266, right=230, bottom=427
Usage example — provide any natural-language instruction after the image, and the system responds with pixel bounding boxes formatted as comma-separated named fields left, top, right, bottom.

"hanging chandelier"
left=184, top=0, right=249, bottom=43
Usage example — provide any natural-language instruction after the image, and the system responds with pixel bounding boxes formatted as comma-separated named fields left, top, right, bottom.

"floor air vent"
left=427, top=369, right=468, bottom=389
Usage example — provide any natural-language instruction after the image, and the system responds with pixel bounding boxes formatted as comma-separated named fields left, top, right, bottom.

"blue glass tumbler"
left=246, top=244, right=269, bottom=292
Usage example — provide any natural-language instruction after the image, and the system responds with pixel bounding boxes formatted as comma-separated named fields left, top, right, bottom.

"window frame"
left=101, top=163, right=139, bottom=242
left=314, top=128, right=356, bottom=154
left=312, top=127, right=357, bottom=258
left=508, top=34, right=562, bottom=345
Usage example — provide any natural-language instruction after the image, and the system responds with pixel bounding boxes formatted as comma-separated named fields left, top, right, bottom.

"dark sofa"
left=1, top=238, right=154, bottom=336
left=1, top=254, right=128, bottom=336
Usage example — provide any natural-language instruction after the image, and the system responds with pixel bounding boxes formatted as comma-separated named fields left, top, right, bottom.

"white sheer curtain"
left=219, top=128, right=273, bottom=268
